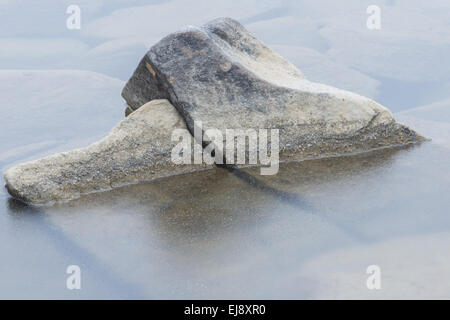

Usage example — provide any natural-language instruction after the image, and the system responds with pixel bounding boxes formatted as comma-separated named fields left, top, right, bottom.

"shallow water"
left=1, top=112, right=450, bottom=298
left=1, top=0, right=450, bottom=299
left=1, top=72, right=450, bottom=299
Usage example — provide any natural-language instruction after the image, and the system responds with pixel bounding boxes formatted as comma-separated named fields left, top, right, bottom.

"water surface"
left=2, top=103, right=450, bottom=298
left=1, top=0, right=450, bottom=299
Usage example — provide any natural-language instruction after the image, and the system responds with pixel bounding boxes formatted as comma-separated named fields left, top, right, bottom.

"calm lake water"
left=1, top=0, right=450, bottom=299
left=1, top=73, right=449, bottom=298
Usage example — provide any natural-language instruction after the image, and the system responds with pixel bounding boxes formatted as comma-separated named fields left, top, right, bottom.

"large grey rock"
left=4, top=100, right=210, bottom=205
left=122, top=17, right=423, bottom=162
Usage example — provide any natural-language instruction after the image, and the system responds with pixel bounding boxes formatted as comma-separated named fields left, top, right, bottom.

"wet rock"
left=4, top=99, right=210, bottom=205
left=4, top=18, right=426, bottom=205
left=122, top=17, right=424, bottom=162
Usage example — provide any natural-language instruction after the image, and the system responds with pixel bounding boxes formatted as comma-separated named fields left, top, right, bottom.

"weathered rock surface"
left=4, top=18, right=425, bottom=205
left=4, top=100, right=210, bottom=205
left=122, top=17, right=423, bottom=162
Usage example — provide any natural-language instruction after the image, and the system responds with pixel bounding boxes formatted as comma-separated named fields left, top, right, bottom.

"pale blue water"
left=1, top=0, right=450, bottom=299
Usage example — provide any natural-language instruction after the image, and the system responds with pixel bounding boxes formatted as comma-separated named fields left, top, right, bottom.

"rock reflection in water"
left=7, top=143, right=437, bottom=298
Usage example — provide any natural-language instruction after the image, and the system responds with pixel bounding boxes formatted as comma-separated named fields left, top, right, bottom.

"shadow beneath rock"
left=36, top=143, right=418, bottom=248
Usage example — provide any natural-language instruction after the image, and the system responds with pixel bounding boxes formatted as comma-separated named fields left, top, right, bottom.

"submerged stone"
left=4, top=100, right=210, bottom=205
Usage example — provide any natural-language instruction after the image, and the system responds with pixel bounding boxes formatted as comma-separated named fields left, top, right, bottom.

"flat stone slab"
left=122, top=17, right=424, bottom=162
left=4, top=99, right=210, bottom=205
